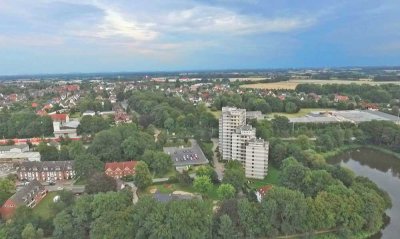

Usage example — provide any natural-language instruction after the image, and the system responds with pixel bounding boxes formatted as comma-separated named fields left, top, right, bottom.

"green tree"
left=222, top=167, right=245, bottom=191
left=284, top=102, right=298, bottom=113
left=85, top=173, right=117, bottom=194
left=74, top=153, right=103, bottom=179
left=53, top=211, right=75, bottom=239
left=141, top=150, right=172, bottom=176
left=260, top=187, right=308, bottom=236
left=122, top=132, right=156, bottom=159
left=217, top=214, right=237, bottom=239
left=68, top=141, right=86, bottom=160
left=21, top=223, right=42, bottom=239
left=88, top=130, right=123, bottom=162
left=193, top=176, right=212, bottom=195
left=134, top=161, right=152, bottom=190
left=37, top=142, right=59, bottom=161
left=217, top=184, right=236, bottom=200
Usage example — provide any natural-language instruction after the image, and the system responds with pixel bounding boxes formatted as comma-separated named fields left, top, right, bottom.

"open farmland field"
left=240, top=79, right=400, bottom=90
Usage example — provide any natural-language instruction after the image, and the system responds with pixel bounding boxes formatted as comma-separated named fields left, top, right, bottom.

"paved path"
left=211, top=138, right=225, bottom=181
left=125, top=182, right=139, bottom=204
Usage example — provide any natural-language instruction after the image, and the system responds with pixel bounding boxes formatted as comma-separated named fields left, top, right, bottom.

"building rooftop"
left=10, top=180, right=44, bottom=206
left=163, top=140, right=209, bottom=167
left=0, top=144, right=29, bottom=151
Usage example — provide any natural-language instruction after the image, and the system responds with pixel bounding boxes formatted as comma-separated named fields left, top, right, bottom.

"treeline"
left=0, top=112, right=53, bottom=139
left=296, top=83, right=400, bottom=103
left=128, top=91, right=218, bottom=140
left=212, top=93, right=301, bottom=114
left=0, top=159, right=389, bottom=239
left=374, top=75, right=400, bottom=81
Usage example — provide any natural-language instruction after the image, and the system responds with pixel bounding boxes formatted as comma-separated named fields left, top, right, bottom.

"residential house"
left=18, top=161, right=75, bottom=182
left=0, top=180, right=47, bottom=219
left=105, top=161, right=138, bottom=179
left=334, top=94, right=349, bottom=102
left=255, top=185, right=273, bottom=202
left=50, top=113, right=69, bottom=123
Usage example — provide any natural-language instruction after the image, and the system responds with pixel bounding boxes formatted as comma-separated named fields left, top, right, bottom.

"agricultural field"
left=240, top=79, right=400, bottom=90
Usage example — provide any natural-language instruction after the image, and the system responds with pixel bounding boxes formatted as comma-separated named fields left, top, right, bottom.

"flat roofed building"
left=231, top=125, right=256, bottom=164
left=0, top=152, right=40, bottom=163
left=245, top=138, right=269, bottom=179
left=219, top=107, right=246, bottom=160
left=0, top=144, right=29, bottom=153
left=163, top=140, right=209, bottom=172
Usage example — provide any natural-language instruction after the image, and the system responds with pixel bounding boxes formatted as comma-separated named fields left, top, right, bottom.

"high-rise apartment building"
left=231, top=125, right=256, bottom=163
left=219, top=107, right=246, bottom=160
left=219, top=107, right=268, bottom=179
left=245, top=139, right=269, bottom=179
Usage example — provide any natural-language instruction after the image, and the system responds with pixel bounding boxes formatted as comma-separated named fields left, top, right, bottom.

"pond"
left=330, top=148, right=400, bottom=239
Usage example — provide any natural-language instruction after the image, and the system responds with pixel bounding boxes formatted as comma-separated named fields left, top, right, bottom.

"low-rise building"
left=18, top=161, right=75, bottom=182
left=49, top=113, right=69, bottom=123
left=105, top=161, right=138, bottom=179
left=0, top=152, right=40, bottom=163
left=53, top=120, right=79, bottom=138
left=0, top=144, right=29, bottom=154
left=0, top=180, right=47, bottom=219
left=163, top=140, right=209, bottom=172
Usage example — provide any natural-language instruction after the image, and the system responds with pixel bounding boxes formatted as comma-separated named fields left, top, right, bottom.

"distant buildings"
left=105, top=161, right=138, bottom=179
left=18, top=161, right=75, bottom=182
left=219, top=107, right=269, bottom=179
left=0, top=180, right=47, bottom=219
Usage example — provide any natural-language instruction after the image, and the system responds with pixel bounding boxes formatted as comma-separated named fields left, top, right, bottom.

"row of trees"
left=0, top=113, right=53, bottom=139
left=296, top=83, right=400, bottom=103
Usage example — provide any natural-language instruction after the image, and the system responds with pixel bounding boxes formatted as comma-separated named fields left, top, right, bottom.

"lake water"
left=330, top=148, right=400, bottom=239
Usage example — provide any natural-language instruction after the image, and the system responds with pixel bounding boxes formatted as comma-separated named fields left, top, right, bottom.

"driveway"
left=211, top=138, right=225, bottom=181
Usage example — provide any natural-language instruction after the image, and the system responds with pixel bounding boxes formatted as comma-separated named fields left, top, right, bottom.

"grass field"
left=248, top=165, right=281, bottom=189
left=240, top=79, right=400, bottom=90
left=33, top=192, right=59, bottom=220
left=267, top=108, right=334, bottom=119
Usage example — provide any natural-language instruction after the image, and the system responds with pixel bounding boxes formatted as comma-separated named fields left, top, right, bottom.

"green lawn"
left=69, top=112, right=81, bottom=119
left=33, top=192, right=59, bottom=220
left=74, top=177, right=87, bottom=185
left=248, top=165, right=281, bottom=189
left=208, top=110, right=221, bottom=119
left=267, top=108, right=334, bottom=119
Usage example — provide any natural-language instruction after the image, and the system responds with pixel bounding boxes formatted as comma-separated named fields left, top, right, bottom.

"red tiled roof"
left=258, top=185, right=273, bottom=197
left=50, top=114, right=68, bottom=122
left=105, top=161, right=138, bottom=171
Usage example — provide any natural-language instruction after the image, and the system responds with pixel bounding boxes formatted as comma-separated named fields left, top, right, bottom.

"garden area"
left=33, top=192, right=59, bottom=220
left=247, top=165, right=281, bottom=189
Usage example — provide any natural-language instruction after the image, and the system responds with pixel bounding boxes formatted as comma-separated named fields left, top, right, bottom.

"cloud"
left=163, top=6, right=315, bottom=35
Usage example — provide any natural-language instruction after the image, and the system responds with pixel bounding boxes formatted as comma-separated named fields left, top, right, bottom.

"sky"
left=0, top=0, right=400, bottom=75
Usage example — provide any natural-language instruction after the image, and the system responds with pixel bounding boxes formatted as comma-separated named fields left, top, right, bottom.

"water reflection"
left=330, top=148, right=400, bottom=239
